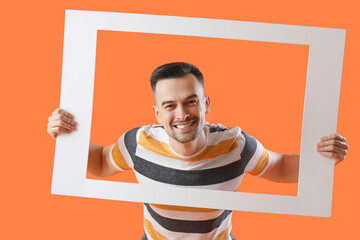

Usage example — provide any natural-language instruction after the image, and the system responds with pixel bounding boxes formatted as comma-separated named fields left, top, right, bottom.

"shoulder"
left=205, top=123, right=244, bottom=149
left=206, top=123, right=242, bottom=139
left=205, top=123, right=260, bottom=151
left=132, top=124, right=168, bottom=143
left=119, top=124, right=167, bottom=151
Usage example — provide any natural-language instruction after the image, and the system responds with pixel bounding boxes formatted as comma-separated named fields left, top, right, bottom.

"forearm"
left=87, top=143, right=118, bottom=177
left=261, top=151, right=300, bottom=183
left=277, top=153, right=300, bottom=183
left=87, top=143, right=104, bottom=177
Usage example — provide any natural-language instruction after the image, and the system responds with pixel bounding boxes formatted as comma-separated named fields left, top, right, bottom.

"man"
left=47, top=62, right=348, bottom=240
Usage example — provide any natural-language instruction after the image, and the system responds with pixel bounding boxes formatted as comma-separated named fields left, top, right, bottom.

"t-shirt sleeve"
left=241, top=131, right=271, bottom=177
left=108, top=127, right=140, bottom=171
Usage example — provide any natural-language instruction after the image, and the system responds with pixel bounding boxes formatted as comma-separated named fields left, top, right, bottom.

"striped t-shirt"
left=109, top=123, right=270, bottom=240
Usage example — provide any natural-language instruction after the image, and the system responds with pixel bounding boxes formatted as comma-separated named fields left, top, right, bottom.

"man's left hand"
left=317, top=133, right=349, bottom=165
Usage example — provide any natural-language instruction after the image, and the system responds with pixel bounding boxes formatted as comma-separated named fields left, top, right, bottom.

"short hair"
left=150, top=62, right=204, bottom=93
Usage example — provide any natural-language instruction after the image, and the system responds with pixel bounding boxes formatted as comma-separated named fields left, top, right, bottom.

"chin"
left=173, top=136, right=197, bottom=144
left=171, top=129, right=202, bottom=144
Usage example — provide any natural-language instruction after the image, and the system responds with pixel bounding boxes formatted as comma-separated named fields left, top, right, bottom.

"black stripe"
left=132, top=131, right=258, bottom=186
left=208, top=124, right=228, bottom=133
left=240, top=131, right=257, bottom=168
left=125, top=128, right=257, bottom=186
left=144, top=203, right=232, bottom=233
left=133, top=154, right=247, bottom=186
left=124, top=127, right=141, bottom=161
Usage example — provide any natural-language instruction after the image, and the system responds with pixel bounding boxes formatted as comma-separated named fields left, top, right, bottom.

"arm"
left=259, top=133, right=348, bottom=183
left=47, top=108, right=121, bottom=178
left=87, top=143, right=120, bottom=177
left=259, top=152, right=300, bottom=183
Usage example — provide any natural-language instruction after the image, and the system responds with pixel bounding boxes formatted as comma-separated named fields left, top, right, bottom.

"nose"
left=175, top=105, right=189, bottom=121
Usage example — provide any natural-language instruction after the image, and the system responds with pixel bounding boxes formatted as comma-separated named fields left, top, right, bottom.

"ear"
left=205, top=95, right=211, bottom=114
left=152, top=105, right=162, bottom=124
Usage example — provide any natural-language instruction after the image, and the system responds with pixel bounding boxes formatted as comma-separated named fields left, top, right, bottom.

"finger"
left=317, top=145, right=347, bottom=156
left=47, top=126, right=71, bottom=139
left=49, top=119, right=76, bottom=131
left=52, top=108, right=74, bottom=119
left=63, top=111, right=74, bottom=119
left=50, top=113, right=63, bottom=122
left=317, top=139, right=349, bottom=150
left=51, top=112, right=76, bottom=126
left=50, top=126, right=72, bottom=135
left=321, top=133, right=346, bottom=143
left=52, top=108, right=64, bottom=116
left=60, top=114, right=76, bottom=126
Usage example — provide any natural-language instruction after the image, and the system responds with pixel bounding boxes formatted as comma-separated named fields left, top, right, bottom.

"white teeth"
left=175, top=123, right=192, bottom=128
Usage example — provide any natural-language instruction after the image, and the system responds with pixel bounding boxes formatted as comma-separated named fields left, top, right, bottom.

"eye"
left=165, top=104, right=175, bottom=110
left=187, top=99, right=198, bottom=105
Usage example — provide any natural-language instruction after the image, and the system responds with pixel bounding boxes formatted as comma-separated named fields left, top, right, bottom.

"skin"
left=47, top=74, right=349, bottom=180
left=152, top=74, right=210, bottom=156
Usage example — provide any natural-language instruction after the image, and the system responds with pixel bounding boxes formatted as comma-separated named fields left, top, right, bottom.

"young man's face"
left=152, top=73, right=210, bottom=143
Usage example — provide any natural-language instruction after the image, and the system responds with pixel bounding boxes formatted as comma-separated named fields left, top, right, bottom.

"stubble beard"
left=169, top=119, right=204, bottom=143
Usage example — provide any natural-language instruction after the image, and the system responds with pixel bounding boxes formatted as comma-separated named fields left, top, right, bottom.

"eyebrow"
left=161, top=94, right=199, bottom=107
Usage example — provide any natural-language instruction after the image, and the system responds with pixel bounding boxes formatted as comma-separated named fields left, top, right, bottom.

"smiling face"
left=152, top=73, right=210, bottom=144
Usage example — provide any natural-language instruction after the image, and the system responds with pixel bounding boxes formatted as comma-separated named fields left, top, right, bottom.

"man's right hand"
left=47, top=108, right=119, bottom=177
left=47, top=108, right=77, bottom=139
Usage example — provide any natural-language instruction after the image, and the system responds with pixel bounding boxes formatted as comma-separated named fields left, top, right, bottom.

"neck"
left=169, top=129, right=207, bottom=156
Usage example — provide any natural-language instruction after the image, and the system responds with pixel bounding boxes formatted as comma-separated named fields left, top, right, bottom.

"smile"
left=173, top=120, right=196, bottom=129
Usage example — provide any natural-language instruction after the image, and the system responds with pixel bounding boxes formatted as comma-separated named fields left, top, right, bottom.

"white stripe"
left=207, top=125, right=242, bottom=146
left=142, top=124, right=242, bottom=147
left=149, top=204, right=224, bottom=221
left=143, top=228, right=154, bottom=240
left=236, top=130, right=246, bottom=154
left=141, top=124, right=169, bottom=143
left=207, top=212, right=233, bottom=240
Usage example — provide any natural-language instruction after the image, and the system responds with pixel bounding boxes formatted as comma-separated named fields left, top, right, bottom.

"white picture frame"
left=51, top=10, right=345, bottom=217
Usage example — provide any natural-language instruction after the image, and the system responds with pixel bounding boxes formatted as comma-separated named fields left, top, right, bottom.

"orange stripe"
left=144, top=217, right=168, bottom=240
left=249, top=148, right=269, bottom=176
left=138, top=130, right=238, bottom=161
left=111, top=143, right=131, bottom=170
left=214, top=225, right=232, bottom=240
left=150, top=203, right=220, bottom=213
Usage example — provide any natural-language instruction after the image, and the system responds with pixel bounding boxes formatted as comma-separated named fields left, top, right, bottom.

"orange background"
left=89, top=30, right=307, bottom=197
left=1, top=0, right=358, bottom=239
